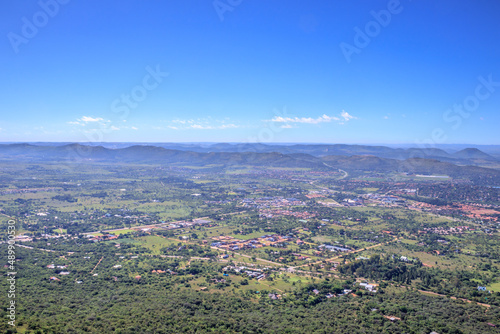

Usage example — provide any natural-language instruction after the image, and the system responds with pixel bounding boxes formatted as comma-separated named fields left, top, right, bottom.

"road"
left=417, top=289, right=491, bottom=308
left=16, top=244, right=58, bottom=253
left=291, top=237, right=398, bottom=269
left=83, top=210, right=247, bottom=236
left=90, top=256, right=104, bottom=274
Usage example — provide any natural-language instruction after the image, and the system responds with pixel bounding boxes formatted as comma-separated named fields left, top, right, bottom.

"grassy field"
left=108, top=228, right=136, bottom=235
left=230, top=231, right=269, bottom=240
left=135, top=235, right=180, bottom=254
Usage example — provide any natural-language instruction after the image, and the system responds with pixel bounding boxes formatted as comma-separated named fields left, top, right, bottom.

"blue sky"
left=1, top=0, right=499, bottom=144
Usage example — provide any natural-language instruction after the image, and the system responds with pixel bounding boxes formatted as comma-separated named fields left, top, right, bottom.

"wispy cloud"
left=219, top=124, right=238, bottom=129
left=189, top=123, right=238, bottom=130
left=340, top=110, right=356, bottom=121
left=68, top=116, right=110, bottom=126
left=191, top=124, right=211, bottom=129
left=80, top=116, right=105, bottom=123
left=164, top=118, right=240, bottom=130
left=270, top=114, right=339, bottom=124
left=267, top=110, right=356, bottom=125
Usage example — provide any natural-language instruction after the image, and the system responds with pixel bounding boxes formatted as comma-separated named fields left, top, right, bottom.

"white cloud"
left=166, top=118, right=240, bottom=130
left=384, top=116, right=389, bottom=119
left=267, top=110, right=356, bottom=125
left=80, top=116, right=104, bottom=123
left=190, top=123, right=239, bottom=130
left=219, top=124, right=238, bottom=129
left=110, top=126, right=120, bottom=131
left=340, top=110, right=356, bottom=121
left=270, top=114, right=339, bottom=124
left=68, top=116, right=111, bottom=127
left=280, top=124, right=294, bottom=129
left=131, top=126, right=138, bottom=130
left=191, top=124, right=212, bottom=129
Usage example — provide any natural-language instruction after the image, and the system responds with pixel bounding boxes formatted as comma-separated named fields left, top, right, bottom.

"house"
left=268, top=293, right=278, bottom=300
left=319, top=244, right=350, bottom=252
left=359, top=282, right=376, bottom=292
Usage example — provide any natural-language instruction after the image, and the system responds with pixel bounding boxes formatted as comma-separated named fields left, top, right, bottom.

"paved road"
left=83, top=210, right=247, bottom=236
left=16, top=244, right=58, bottom=253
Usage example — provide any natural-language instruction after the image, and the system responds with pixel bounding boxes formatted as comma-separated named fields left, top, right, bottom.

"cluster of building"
left=318, top=244, right=351, bottom=252
left=364, top=194, right=404, bottom=205
left=211, top=234, right=292, bottom=251
left=305, top=191, right=326, bottom=199
left=240, top=196, right=306, bottom=209
left=342, top=198, right=365, bottom=206
left=418, top=226, right=474, bottom=235
left=0, top=187, right=59, bottom=195
left=87, top=233, right=119, bottom=242
left=259, top=208, right=316, bottom=219
left=222, top=265, right=266, bottom=279
left=134, top=218, right=214, bottom=232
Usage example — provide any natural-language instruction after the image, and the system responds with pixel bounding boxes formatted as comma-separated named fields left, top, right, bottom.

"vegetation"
left=0, top=145, right=499, bottom=333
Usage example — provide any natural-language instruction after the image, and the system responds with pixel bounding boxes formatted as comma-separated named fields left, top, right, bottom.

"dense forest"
left=1, top=245, right=499, bottom=333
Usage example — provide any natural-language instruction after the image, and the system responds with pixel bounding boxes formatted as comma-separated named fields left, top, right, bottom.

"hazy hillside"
left=1, top=143, right=499, bottom=185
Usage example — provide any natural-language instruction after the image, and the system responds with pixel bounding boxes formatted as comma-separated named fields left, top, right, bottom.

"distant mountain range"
left=8, top=142, right=499, bottom=163
left=0, top=143, right=499, bottom=185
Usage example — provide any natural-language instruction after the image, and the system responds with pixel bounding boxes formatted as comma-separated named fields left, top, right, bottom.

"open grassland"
left=135, top=235, right=180, bottom=254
